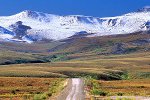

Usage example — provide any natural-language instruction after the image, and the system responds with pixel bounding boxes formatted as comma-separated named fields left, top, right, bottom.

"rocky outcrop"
left=9, top=21, right=31, bottom=39
left=112, top=43, right=126, bottom=54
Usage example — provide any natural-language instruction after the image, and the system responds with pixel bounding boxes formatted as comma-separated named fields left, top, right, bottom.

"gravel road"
left=56, top=78, right=85, bottom=100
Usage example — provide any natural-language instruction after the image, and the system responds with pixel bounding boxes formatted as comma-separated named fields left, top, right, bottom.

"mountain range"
left=0, top=6, right=150, bottom=43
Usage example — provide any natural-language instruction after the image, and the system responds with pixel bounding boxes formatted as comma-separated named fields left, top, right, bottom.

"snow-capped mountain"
left=0, top=6, right=150, bottom=43
left=0, top=26, right=14, bottom=40
left=0, top=25, right=33, bottom=43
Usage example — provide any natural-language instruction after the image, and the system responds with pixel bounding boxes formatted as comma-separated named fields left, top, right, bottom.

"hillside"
left=0, top=30, right=149, bottom=65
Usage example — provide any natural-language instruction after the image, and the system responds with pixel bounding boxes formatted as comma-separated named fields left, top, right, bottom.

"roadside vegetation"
left=0, top=51, right=150, bottom=99
left=85, top=78, right=150, bottom=97
left=0, top=77, right=65, bottom=100
left=84, top=78, right=150, bottom=100
left=0, top=32, right=149, bottom=99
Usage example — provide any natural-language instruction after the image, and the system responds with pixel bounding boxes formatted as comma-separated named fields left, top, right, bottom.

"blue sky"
left=0, top=0, right=150, bottom=17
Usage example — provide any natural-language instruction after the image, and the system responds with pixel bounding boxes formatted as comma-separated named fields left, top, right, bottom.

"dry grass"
left=0, top=52, right=149, bottom=80
left=0, top=32, right=149, bottom=98
left=0, top=77, right=64, bottom=100
left=85, top=79, right=150, bottom=97
left=99, top=79, right=150, bottom=96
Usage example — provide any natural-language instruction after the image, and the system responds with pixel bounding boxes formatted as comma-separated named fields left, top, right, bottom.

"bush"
left=99, top=91, right=108, bottom=96
left=137, top=86, right=145, bottom=88
left=91, top=89, right=108, bottom=96
left=121, top=72, right=130, bottom=80
left=33, top=93, right=47, bottom=100
left=11, top=90, right=16, bottom=94
left=117, top=92, right=124, bottom=96
left=47, top=92, right=52, bottom=97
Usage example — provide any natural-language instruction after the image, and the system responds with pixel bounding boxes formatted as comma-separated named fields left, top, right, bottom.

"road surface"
left=50, top=78, right=150, bottom=100
left=66, top=78, right=84, bottom=100
left=56, top=78, right=85, bottom=100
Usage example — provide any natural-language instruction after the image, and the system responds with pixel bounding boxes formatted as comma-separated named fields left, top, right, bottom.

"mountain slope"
left=0, top=26, right=14, bottom=40
left=0, top=7, right=150, bottom=42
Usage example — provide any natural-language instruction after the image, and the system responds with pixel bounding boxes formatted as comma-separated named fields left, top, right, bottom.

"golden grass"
left=99, top=79, right=150, bottom=96
left=85, top=79, right=150, bottom=97
left=0, top=49, right=149, bottom=97
left=0, top=77, right=64, bottom=99
left=0, top=52, right=149, bottom=79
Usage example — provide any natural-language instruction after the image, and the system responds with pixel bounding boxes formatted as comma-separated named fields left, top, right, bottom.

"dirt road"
left=56, top=78, right=85, bottom=100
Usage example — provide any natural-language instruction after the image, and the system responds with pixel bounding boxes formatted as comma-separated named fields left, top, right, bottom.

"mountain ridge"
left=0, top=6, right=150, bottom=43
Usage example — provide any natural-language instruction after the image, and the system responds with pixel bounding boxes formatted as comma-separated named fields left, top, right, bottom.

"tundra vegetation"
left=0, top=32, right=149, bottom=99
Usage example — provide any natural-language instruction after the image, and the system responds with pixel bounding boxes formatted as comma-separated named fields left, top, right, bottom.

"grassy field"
left=0, top=51, right=149, bottom=98
left=0, top=51, right=149, bottom=79
left=0, top=32, right=149, bottom=99
left=85, top=79, right=150, bottom=97
left=0, top=77, right=65, bottom=100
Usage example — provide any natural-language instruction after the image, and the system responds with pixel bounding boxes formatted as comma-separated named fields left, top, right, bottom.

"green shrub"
left=33, top=93, right=47, bottom=100
left=117, top=92, right=124, bottom=96
left=47, top=92, right=52, bottom=97
left=11, top=90, right=16, bottom=94
left=91, top=89, right=108, bottom=96
left=99, top=91, right=108, bottom=96
left=121, top=72, right=130, bottom=80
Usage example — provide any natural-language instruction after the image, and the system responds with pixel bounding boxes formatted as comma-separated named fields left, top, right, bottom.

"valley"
left=0, top=6, right=150, bottom=100
left=0, top=31, right=149, bottom=99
